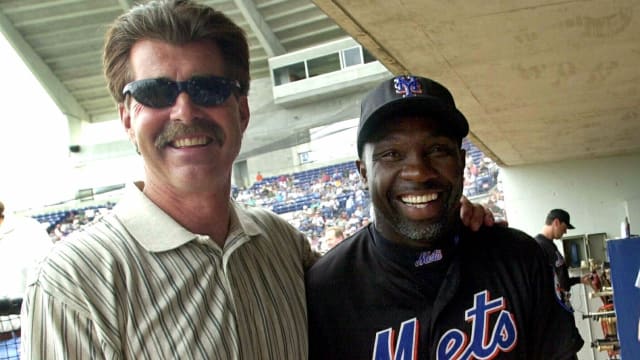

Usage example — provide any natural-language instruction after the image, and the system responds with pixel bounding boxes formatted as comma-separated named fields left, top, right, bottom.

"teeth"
left=401, top=193, right=438, bottom=205
left=172, top=136, right=208, bottom=148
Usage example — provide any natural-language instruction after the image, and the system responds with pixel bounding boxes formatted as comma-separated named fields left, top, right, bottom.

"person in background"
left=535, top=209, right=592, bottom=359
left=20, top=2, right=494, bottom=359
left=0, top=200, right=53, bottom=360
left=535, top=209, right=591, bottom=308
left=306, top=75, right=584, bottom=359
left=321, top=226, right=345, bottom=253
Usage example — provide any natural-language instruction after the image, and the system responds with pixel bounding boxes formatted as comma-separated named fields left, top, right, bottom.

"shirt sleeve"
left=20, top=278, right=116, bottom=360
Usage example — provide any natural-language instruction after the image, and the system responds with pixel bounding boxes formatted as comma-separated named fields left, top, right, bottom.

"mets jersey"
left=306, top=223, right=584, bottom=359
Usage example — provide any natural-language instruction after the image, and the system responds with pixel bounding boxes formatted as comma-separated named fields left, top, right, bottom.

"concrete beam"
left=117, top=0, right=134, bottom=11
left=233, top=0, right=286, bottom=57
left=0, top=8, right=89, bottom=144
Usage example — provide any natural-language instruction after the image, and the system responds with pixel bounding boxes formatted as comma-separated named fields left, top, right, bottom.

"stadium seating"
left=31, top=140, right=501, bottom=241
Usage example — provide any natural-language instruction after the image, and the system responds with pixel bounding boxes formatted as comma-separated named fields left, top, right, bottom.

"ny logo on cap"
left=394, top=76, right=423, bottom=98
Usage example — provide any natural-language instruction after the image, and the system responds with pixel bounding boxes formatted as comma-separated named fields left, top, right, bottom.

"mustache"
left=154, top=119, right=225, bottom=149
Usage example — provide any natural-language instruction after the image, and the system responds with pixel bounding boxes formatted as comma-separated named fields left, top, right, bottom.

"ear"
left=118, top=102, right=136, bottom=144
left=356, top=159, right=368, bottom=190
left=237, top=95, right=250, bottom=133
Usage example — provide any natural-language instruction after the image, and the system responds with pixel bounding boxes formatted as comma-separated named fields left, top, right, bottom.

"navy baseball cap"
left=357, top=75, right=469, bottom=157
left=546, top=209, right=575, bottom=229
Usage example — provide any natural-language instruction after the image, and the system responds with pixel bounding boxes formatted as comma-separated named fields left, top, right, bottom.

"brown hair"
left=103, top=0, right=250, bottom=104
left=325, top=226, right=344, bottom=239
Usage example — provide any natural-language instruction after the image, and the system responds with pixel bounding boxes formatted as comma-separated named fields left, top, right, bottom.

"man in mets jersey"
left=306, top=75, right=584, bottom=359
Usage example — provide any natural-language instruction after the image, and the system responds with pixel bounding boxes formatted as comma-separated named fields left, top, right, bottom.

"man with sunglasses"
left=20, top=1, right=494, bottom=359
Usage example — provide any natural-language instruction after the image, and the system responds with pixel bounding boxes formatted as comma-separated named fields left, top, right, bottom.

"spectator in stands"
left=306, top=75, right=584, bottom=358
left=331, top=169, right=342, bottom=181
left=20, top=3, right=495, bottom=359
left=0, top=200, right=53, bottom=357
left=43, top=204, right=115, bottom=242
left=52, top=222, right=65, bottom=241
left=485, top=189, right=507, bottom=222
left=322, top=226, right=345, bottom=253
left=255, top=171, right=263, bottom=182
left=348, top=168, right=359, bottom=183
left=311, top=211, right=326, bottom=237
left=345, top=194, right=355, bottom=215
left=335, top=211, right=349, bottom=229
left=277, top=174, right=288, bottom=187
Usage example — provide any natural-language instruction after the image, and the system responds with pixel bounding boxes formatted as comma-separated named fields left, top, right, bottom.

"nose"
left=171, top=92, right=202, bottom=124
left=400, top=153, right=437, bottom=182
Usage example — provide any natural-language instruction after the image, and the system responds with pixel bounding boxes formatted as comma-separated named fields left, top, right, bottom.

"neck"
left=373, top=218, right=459, bottom=250
left=143, top=181, right=232, bottom=246
left=541, top=226, right=554, bottom=240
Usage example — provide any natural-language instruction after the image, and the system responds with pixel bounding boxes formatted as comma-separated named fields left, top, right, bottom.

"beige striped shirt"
left=20, top=184, right=318, bottom=359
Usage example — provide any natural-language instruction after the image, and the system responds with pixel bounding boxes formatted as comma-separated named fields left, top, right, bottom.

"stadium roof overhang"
left=1, top=0, right=639, bottom=167
left=312, top=0, right=640, bottom=166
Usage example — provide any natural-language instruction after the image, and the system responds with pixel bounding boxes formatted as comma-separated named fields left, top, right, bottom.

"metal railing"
left=0, top=297, right=22, bottom=360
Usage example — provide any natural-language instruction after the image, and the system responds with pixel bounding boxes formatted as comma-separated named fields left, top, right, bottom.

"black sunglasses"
left=122, top=76, right=241, bottom=108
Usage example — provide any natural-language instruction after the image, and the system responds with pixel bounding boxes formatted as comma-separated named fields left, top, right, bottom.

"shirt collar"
left=229, top=201, right=262, bottom=238
left=114, top=183, right=262, bottom=252
left=369, top=224, right=458, bottom=269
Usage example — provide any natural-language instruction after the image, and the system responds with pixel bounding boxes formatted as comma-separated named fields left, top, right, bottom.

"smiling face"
left=357, top=116, right=465, bottom=248
left=119, top=39, right=249, bottom=196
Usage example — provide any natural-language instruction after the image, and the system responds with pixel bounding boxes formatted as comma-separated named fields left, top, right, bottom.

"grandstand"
left=462, top=138, right=499, bottom=198
left=245, top=161, right=358, bottom=215
left=29, top=140, right=505, bottom=244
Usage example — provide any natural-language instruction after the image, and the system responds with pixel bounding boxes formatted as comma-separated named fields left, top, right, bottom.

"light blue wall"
left=501, top=153, right=640, bottom=239
left=501, top=152, right=640, bottom=360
